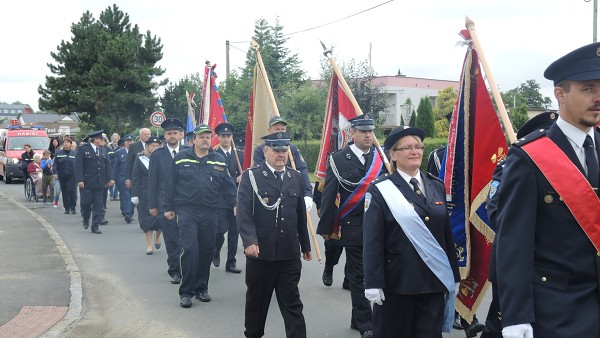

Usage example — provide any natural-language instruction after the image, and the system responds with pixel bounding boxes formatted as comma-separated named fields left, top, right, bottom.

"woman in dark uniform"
left=363, top=126, right=460, bottom=338
left=131, top=136, right=162, bottom=255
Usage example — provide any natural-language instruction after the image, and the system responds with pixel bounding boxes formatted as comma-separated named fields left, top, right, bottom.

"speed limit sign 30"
left=150, top=111, right=166, bottom=127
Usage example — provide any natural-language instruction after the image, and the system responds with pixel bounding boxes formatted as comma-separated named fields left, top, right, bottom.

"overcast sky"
left=1, top=0, right=596, bottom=112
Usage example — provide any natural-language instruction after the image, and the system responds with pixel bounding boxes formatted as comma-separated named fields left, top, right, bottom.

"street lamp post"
left=586, top=0, right=598, bottom=42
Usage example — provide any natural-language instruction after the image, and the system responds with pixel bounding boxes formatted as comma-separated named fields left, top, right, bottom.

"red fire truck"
left=0, top=125, right=49, bottom=183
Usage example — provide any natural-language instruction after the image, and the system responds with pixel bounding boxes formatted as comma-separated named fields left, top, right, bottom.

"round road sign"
left=150, top=111, right=166, bottom=127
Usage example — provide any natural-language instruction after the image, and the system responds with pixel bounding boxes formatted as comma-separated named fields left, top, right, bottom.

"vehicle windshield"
left=8, top=136, right=49, bottom=150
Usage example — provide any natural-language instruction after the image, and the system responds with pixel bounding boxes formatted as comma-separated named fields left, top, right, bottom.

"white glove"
left=304, top=196, right=313, bottom=211
left=502, top=323, right=533, bottom=338
left=364, top=288, right=385, bottom=305
left=130, top=197, right=139, bottom=205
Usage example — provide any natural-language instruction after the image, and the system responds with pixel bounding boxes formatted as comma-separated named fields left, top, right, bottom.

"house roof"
left=20, top=113, right=79, bottom=124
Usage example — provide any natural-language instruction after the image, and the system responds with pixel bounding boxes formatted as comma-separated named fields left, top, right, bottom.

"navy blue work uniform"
left=74, top=139, right=113, bottom=233
left=163, top=147, right=237, bottom=299
left=113, top=147, right=133, bottom=219
left=53, top=148, right=77, bottom=212
left=148, top=144, right=188, bottom=280
left=253, top=143, right=312, bottom=197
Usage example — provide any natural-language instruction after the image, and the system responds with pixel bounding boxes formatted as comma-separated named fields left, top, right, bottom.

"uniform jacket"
left=125, top=141, right=144, bottom=181
left=237, top=162, right=310, bottom=261
left=147, top=145, right=189, bottom=212
left=163, top=147, right=237, bottom=211
left=53, top=149, right=76, bottom=177
left=107, top=143, right=119, bottom=165
left=112, top=147, right=128, bottom=182
left=131, top=155, right=150, bottom=203
left=316, top=143, right=381, bottom=246
left=74, top=142, right=113, bottom=189
left=253, top=143, right=312, bottom=197
left=363, top=171, right=459, bottom=294
left=426, top=144, right=446, bottom=178
left=496, top=124, right=600, bottom=336
left=215, top=147, right=243, bottom=182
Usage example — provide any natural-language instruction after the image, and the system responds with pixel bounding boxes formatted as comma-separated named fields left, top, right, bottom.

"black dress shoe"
left=465, top=322, right=485, bottom=337
left=65, top=210, right=70, bottom=214
left=83, top=221, right=89, bottom=230
left=322, top=267, right=333, bottom=286
left=342, top=277, right=350, bottom=290
left=195, top=291, right=211, bottom=302
left=225, top=266, right=242, bottom=273
left=71, top=209, right=76, bottom=214
left=125, top=215, right=131, bottom=224
left=99, top=219, right=108, bottom=225
left=350, top=321, right=358, bottom=331
left=91, top=229, right=102, bottom=234
left=212, top=258, right=220, bottom=267
left=180, top=296, right=192, bottom=308
left=170, top=275, right=181, bottom=284
left=360, top=330, right=373, bottom=338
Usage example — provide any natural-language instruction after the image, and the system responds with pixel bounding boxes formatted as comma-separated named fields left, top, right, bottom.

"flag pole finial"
left=320, top=40, right=332, bottom=57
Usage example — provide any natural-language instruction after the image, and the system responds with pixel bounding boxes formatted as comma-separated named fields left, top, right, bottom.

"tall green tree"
left=280, top=85, right=326, bottom=147
left=501, top=79, right=552, bottom=109
left=160, top=73, right=203, bottom=123
left=433, top=86, right=457, bottom=120
left=509, top=105, right=529, bottom=131
left=416, top=97, right=435, bottom=137
left=38, top=4, right=166, bottom=133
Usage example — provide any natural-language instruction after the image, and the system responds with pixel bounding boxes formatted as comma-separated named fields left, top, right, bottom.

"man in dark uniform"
left=481, top=111, right=558, bottom=338
left=496, top=43, right=600, bottom=338
left=237, top=131, right=312, bottom=338
left=253, top=116, right=313, bottom=208
left=148, top=118, right=187, bottom=284
left=53, top=137, right=77, bottom=214
left=125, top=127, right=151, bottom=189
left=112, top=134, right=135, bottom=223
left=74, top=130, right=114, bottom=234
left=213, top=122, right=243, bottom=273
left=317, top=115, right=383, bottom=338
left=163, top=124, right=237, bottom=308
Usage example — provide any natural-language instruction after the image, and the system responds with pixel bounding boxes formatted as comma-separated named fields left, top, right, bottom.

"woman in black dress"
left=131, top=136, right=162, bottom=255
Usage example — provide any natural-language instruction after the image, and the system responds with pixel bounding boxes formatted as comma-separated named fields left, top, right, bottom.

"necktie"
left=225, top=151, right=230, bottom=159
left=95, top=147, right=99, bottom=156
left=584, top=135, right=599, bottom=192
left=172, top=150, right=176, bottom=158
left=363, top=152, right=372, bottom=167
left=275, top=170, right=283, bottom=181
left=410, top=177, right=426, bottom=204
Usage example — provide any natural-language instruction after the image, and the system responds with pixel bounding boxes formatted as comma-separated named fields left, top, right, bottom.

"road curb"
left=0, top=191, right=82, bottom=337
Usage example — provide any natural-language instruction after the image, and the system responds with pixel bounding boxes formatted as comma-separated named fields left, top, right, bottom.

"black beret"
left=383, top=125, right=426, bottom=151
left=544, top=42, right=600, bottom=85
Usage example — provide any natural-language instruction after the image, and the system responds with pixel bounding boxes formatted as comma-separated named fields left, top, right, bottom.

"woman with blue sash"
left=363, top=126, right=460, bottom=338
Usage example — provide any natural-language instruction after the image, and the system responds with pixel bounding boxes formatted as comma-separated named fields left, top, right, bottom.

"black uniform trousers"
left=373, top=292, right=444, bottom=338
left=345, top=245, right=372, bottom=332
left=177, top=205, right=216, bottom=297
left=160, top=214, right=181, bottom=278
left=244, top=257, right=306, bottom=338
left=324, top=238, right=344, bottom=271
left=214, top=208, right=238, bottom=268
left=80, top=187, right=105, bottom=231
left=59, top=176, right=77, bottom=211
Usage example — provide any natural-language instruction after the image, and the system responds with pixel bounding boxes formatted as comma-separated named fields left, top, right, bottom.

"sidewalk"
left=0, top=191, right=72, bottom=337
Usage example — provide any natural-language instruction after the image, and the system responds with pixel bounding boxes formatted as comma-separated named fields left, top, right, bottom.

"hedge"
left=296, top=137, right=448, bottom=174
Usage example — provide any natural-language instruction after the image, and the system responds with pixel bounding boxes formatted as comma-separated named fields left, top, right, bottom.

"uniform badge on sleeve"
left=364, top=192, right=372, bottom=212
left=488, top=180, right=500, bottom=199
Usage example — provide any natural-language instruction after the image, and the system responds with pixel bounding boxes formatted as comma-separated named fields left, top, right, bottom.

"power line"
left=229, top=0, right=394, bottom=44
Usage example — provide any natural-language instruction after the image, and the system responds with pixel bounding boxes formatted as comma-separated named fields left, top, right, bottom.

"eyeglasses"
left=392, top=145, right=425, bottom=152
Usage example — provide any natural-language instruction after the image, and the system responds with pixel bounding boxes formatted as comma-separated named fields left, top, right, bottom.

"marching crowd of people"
left=17, top=41, right=600, bottom=338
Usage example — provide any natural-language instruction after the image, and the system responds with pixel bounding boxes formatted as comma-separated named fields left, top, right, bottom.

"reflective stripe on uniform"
left=206, top=161, right=225, bottom=166
left=175, top=159, right=200, bottom=165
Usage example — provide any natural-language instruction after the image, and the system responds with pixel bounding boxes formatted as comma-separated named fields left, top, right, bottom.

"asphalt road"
left=0, top=181, right=491, bottom=337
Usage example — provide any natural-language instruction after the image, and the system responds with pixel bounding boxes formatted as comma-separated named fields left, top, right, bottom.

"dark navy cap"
left=349, top=114, right=375, bottom=131
left=122, top=134, right=135, bottom=142
left=384, top=125, right=426, bottom=150
left=516, top=111, right=558, bottom=139
left=117, top=138, right=124, bottom=146
left=193, top=124, right=212, bottom=134
left=261, top=132, right=291, bottom=150
left=160, top=118, right=184, bottom=131
left=88, top=130, right=104, bottom=139
left=215, top=122, right=234, bottom=135
left=269, top=116, right=287, bottom=126
left=544, top=42, right=600, bottom=85
left=146, top=136, right=161, bottom=145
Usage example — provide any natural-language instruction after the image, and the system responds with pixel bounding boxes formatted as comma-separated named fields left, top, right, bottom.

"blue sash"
left=376, top=179, right=456, bottom=333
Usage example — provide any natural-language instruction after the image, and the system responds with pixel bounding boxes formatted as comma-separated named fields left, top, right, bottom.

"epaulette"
left=372, top=173, right=391, bottom=184
left=285, top=165, right=300, bottom=173
left=512, top=128, right=547, bottom=148
left=426, top=172, right=444, bottom=183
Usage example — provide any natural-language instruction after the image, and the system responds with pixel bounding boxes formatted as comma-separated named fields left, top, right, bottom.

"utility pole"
left=226, top=40, right=230, bottom=80
left=587, top=0, right=598, bottom=42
